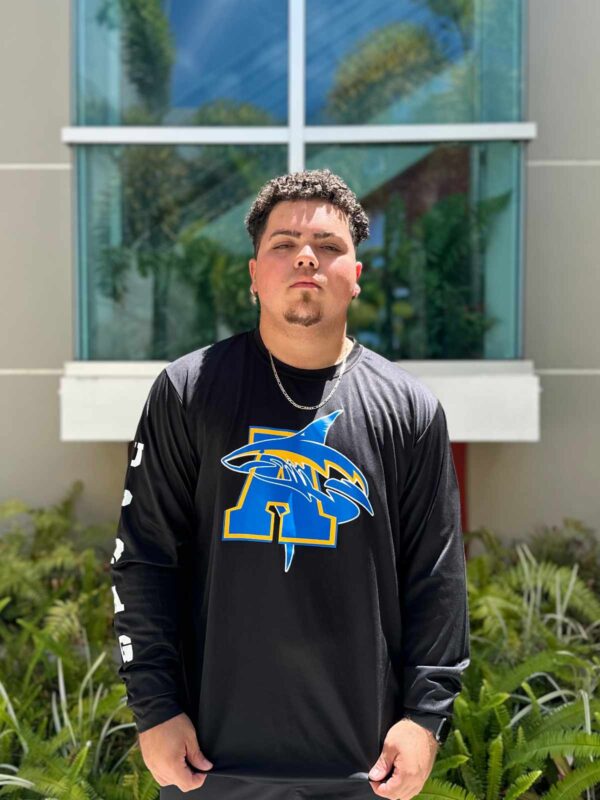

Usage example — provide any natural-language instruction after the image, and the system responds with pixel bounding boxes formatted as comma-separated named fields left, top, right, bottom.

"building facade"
left=1, top=1, right=597, bottom=540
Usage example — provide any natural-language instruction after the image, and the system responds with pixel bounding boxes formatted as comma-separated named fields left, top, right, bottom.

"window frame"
left=63, top=0, right=536, bottom=361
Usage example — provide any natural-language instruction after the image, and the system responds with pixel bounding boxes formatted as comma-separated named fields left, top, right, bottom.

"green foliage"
left=523, top=518, right=600, bottom=594
left=351, top=186, right=510, bottom=359
left=0, top=484, right=155, bottom=798
left=420, top=522, right=600, bottom=800
left=2, top=487, right=600, bottom=799
left=97, top=0, right=174, bottom=118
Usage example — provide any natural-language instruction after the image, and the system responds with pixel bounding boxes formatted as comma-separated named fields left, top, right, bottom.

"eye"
left=323, top=245, right=339, bottom=251
left=274, top=243, right=292, bottom=249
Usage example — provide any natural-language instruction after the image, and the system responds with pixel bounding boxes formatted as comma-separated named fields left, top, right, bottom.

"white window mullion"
left=288, top=0, right=305, bottom=172
left=303, top=123, right=537, bottom=144
left=62, top=122, right=536, bottom=147
left=61, top=127, right=289, bottom=145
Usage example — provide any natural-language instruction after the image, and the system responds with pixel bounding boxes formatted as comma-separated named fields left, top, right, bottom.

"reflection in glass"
left=307, top=142, right=521, bottom=359
left=306, top=0, right=522, bottom=125
left=76, top=0, right=288, bottom=125
left=78, top=145, right=286, bottom=359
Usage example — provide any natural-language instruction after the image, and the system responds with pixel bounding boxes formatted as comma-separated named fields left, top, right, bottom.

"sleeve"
left=110, top=368, right=199, bottom=733
left=397, top=398, right=470, bottom=724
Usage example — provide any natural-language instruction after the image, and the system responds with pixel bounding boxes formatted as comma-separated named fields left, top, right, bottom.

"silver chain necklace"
left=268, top=338, right=353, bottom=411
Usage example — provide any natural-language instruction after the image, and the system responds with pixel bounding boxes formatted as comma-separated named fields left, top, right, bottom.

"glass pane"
left=76, top=0, right=288, bottom=125
left=77, top=145, right=287, bottom=359
left=307, top=142, right=521, bottom=359
left=306, top=0, right=522, bottom=125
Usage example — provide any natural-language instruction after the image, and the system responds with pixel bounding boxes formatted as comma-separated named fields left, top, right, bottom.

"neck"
left=258, top=315, right=351, bottom=369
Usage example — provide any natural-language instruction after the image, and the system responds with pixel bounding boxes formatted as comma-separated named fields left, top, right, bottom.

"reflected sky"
left=166, top=0, right=287, bottom=123
left=79, top=0, right=519, bottom=125
left=164, top=0, right=466, bottom=122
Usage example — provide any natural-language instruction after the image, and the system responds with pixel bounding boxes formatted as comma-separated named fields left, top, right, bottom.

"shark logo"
left=221, top=410, right=374, bottom=571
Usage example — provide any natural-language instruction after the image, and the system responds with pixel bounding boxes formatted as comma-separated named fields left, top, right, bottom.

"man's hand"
left=367, top=718, right=439, bottom=800
left=138, top=712, right=213, bottom=793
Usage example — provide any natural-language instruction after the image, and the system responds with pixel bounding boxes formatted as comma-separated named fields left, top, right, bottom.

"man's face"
left=248, top=199, right=363, bottom=329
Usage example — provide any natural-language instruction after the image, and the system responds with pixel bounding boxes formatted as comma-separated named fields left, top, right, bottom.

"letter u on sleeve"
left=398, top=400, right=471, bottom=721
left=110, top=368, right=199, bottom=733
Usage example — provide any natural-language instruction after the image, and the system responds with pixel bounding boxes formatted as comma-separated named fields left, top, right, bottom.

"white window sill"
left=59, top=360, right=540, bottom=443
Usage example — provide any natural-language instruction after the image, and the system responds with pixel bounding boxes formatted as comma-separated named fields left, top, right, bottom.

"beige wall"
left=468, top=0, right=600, bottom=539
left=1, top=1, right=598, bottom=539
left=0, top=1, right=125, bottom=526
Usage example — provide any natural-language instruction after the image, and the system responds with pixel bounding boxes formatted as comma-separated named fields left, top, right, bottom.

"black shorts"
left=160, top=773, right=376, bottom=800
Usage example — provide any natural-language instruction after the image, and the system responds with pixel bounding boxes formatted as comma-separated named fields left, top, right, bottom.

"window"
left=69, top=0, right=531, bottom=361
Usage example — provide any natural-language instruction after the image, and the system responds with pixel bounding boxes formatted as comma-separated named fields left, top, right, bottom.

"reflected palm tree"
left=94, top=0, right=280, bottom=358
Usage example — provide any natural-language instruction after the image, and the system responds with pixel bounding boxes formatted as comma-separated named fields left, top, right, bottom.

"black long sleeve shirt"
left=110, top=326, right=470, bottom=791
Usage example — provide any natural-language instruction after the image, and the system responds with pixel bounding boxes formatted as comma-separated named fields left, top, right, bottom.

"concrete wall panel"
left=0, top=167, right=73, bottom=368
left=468, top=375, right=600, bottom=539
left=524, top=164, right=600, bottom=369
left=0, top=0, right=71, bottom=164
left=0, top=375, right=125, bottom=527
left=528, top=0, right=600, bottom=161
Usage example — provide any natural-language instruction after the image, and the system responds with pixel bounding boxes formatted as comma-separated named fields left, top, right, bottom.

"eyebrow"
left=268, top=229, right=341, bottom=240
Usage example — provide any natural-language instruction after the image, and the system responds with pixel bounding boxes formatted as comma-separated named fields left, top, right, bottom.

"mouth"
left=290, top=282, right=321, bottom=289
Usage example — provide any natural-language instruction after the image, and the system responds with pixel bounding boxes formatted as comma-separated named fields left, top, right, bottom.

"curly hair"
left=245, top=169, right=370, bottom=256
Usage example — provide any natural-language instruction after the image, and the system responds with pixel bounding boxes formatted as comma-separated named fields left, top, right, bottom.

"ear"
left=353, top=261, right=363, bottom=297
left=249, top=257, right=256, bottom=285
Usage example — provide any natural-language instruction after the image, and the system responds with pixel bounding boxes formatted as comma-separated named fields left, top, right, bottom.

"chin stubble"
left=282, top=290, right=323, bottom=327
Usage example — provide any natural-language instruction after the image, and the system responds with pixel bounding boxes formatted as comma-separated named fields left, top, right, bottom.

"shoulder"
left=356, top=343, right=441, bottom=443
left=163, top=330, right=250, bottom=404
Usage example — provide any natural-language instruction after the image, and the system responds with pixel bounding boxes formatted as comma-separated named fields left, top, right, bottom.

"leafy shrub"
left=0, top=484, right=599, bottom=799
left=0, top=482, right=153, bottom=799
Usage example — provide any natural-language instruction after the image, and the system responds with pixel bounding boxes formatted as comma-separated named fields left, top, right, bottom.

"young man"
left=110, top=169, right=470, bottom=800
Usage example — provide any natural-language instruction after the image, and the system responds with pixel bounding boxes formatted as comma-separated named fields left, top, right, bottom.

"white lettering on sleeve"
left=118, top=635, right=134, bottom=663
left=122, top=489, right=132, bottom=507
left=112, top=585, right=125, bottom=613
left=110, top=537, right=124, bottom=564
left=130, top=442, right=144, bottom=468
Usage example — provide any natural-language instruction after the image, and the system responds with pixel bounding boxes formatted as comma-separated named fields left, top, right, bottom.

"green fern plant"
left=0, top=654, right=152, bottom=798
left=0, top=484, right=156, bottom=798
left=422, top=677, right=600, bottom=800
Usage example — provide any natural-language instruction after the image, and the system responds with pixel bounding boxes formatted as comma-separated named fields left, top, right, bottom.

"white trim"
left=0, top=369, right=64, bottom=376
left=528, top=160, right=600, bottom=167
left=0, top=163, right=71, bottom=170
left=61, top=122, right=537, bottom=146
left=63, top=361, right=167, bottom=377
left=397, top=360, right=536, bottom=375
left=61, top=127, right=289, bottom=145
left=536, top=368, right=600, bottom=375
left=303, top=123, right=537, bottom=143
left=288, top=0, right=305, bottom=172
left=13, top=364, right=596, bottom=378
left=59, top=360, right=540, bottom=442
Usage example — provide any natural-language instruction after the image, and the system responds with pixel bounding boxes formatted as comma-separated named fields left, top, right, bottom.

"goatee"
left=283, top=291, right=323, bottom=327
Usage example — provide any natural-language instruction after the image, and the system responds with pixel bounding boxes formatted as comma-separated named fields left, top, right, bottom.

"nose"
left=294, top=247, right=319, bottom=270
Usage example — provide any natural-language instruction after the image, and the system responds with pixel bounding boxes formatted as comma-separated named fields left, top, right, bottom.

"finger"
left=165, top=761, right=209, bottom=793
left=368, top=753, right=393, bottom=782
left=185, top=737, right=213, bottom=772
left=368, top=737, right=398, bottom=782
left=370, top=769, right=406, bottom=799
left=375, top=779, right=422, bottom=800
